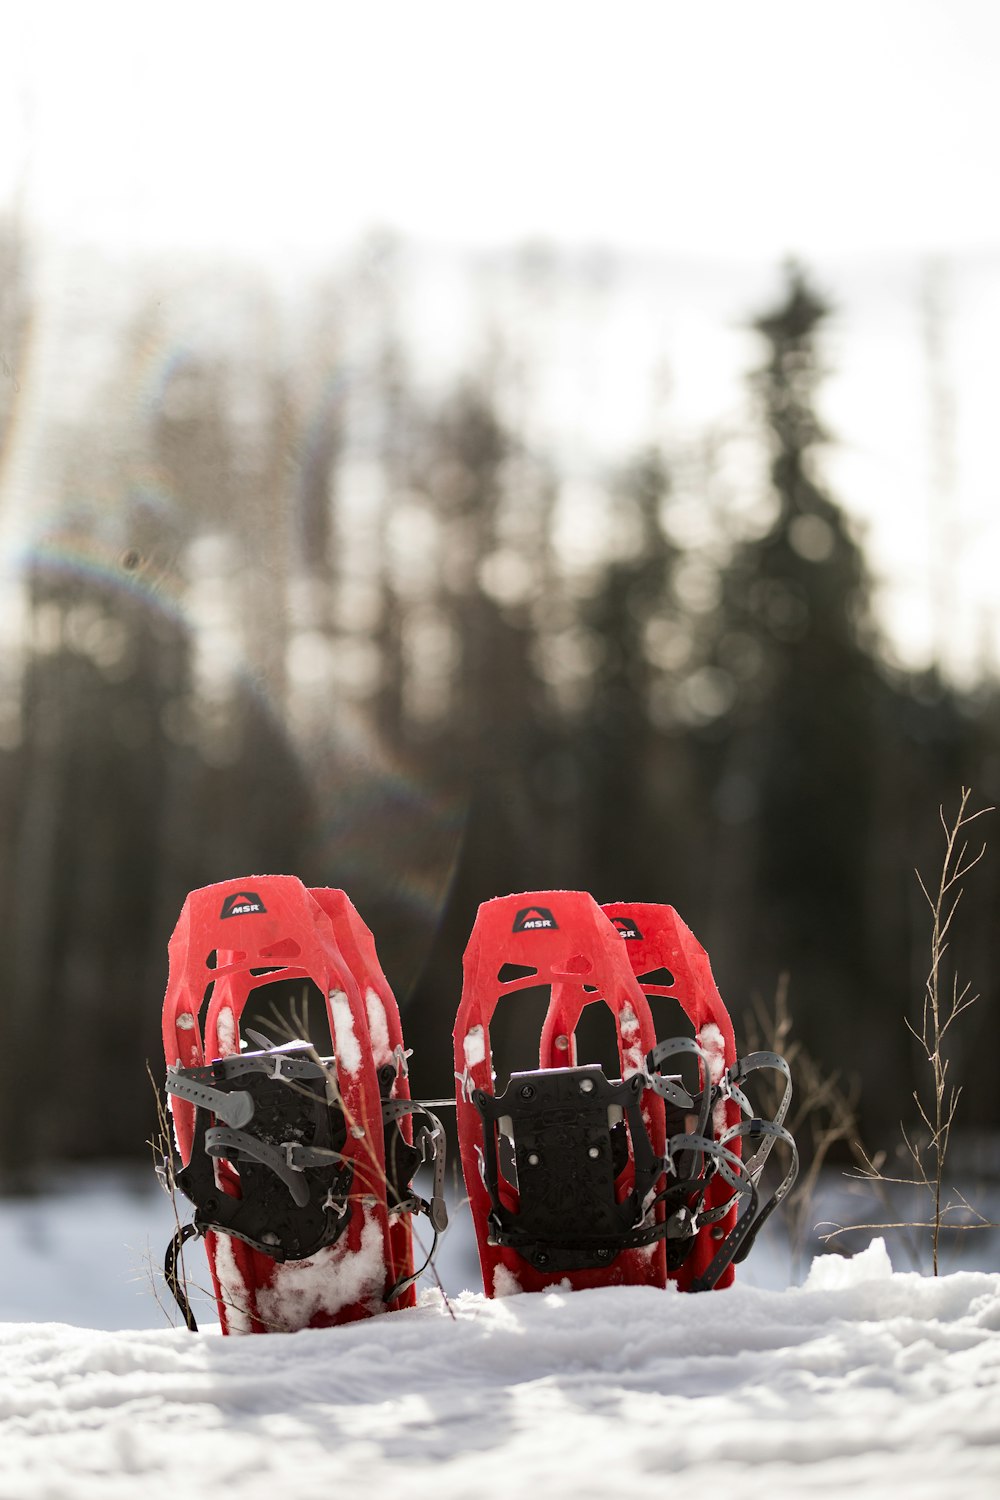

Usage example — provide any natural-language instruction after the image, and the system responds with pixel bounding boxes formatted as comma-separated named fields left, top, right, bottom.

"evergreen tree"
left=710, top=264, right=886, bottom=1087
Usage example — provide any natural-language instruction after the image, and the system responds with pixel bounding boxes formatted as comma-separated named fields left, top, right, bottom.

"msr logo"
left=220, top=891, right=267, bottom=919
left=512, top=906, right=558, bottom=932
left=610, top=915, right=643, bottom=941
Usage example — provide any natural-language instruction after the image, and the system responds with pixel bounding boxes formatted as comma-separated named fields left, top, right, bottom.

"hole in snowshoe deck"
left=486, top=978, right=630, bottom=1099
left=497, top=962, right=539, bottom=984
left=485, top=983, right=552, bottom=1091
left=570, top=1001, right=624, bottom=1082
left=204, top=948, right=249, bottom=971
left=635, top=967, right=676, bottom=989
left=239, top=976, right=333, bottom=1057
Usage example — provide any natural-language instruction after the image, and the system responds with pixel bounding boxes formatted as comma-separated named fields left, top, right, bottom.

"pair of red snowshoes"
left=161, top=877, right=796, bottom=1333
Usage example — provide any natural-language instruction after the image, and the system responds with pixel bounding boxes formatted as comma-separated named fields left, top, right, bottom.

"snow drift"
left=2, top=1240, right=999, bottom=1500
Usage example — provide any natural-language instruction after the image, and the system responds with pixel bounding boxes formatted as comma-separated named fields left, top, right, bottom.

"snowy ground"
left=2, top=1174, right=999, bottom=1499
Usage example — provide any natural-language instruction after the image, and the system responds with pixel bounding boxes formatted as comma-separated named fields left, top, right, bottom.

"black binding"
left=170, top=1044, right=354, bottom=1263
left=469, top=1034, right=745, bottom=1275
left=161, top=1040, right=448, bottom=1328
left=469, top=1041, right=798, bottom=1283
left=473, top=1065, right=664, bottom=1272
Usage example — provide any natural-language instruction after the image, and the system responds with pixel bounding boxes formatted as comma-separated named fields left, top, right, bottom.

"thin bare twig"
left=827, top=788, right=994, bottom=1273
left=146, top=1062, right=193, bottom=1327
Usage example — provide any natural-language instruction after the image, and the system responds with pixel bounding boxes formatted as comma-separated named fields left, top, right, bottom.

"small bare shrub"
left=822, top=788, right=997, bottom=1272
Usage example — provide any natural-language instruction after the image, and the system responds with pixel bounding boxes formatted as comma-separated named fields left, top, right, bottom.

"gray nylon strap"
left=221, top=1052, right=332, bottom=1084
left=648, top=1036, right=713, bottom=1138
left=205, top=1126, right=311, bottom=1207
left=165, top=1072, right=255, bottom=1129
left=647, top=1075, right=696, bottom=1109
left=285, top=1143, right=350, bottom=1169
left=720, top=1117, right=798, bottom=1195
left=166, top=1048, right=334, bottom=1128
left=648, top=1035, right=708, bottom=1087
left=381, top=1099, right=430, bottom=1120
left=691, top=1118, right=799, bottom=1289
left=667, top=1132, right=751, bottom=1196
left=722, top=1052, right=794, bottom=1177
left=649, top=1035, right=708, bottom=1064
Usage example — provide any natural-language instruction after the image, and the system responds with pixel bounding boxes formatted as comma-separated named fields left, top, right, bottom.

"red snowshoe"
left=161, top=875, right=446, bottom=1334
left=455, top=890, right=668, bottom=1296
left=454, top=891, right=797, bottom=1297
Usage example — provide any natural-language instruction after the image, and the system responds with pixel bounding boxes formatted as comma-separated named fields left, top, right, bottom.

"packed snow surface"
left=2, top=1238, right=999, bottom=1500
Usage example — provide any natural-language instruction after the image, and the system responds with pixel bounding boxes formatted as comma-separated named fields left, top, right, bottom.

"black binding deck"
left=470, top=1050, right=799, bottom=1286
left=168, top=1046, right=441, bottom=1263
left=163, top=1041, right=451, bottom=1329
left=472, top=1064, right=664, bottom=1273
left=171, top=1045, right=354, bottom=1262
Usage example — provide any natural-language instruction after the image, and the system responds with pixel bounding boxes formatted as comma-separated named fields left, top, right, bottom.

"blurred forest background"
left=0, top=203, right=998, bottom=1192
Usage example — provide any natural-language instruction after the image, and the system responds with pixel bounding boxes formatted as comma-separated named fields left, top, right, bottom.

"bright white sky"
left=4, top=0, right=1000, bottom=259
left=2, top=0, right=999, bottom=677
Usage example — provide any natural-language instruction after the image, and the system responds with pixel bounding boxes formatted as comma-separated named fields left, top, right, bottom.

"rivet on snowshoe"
left=579, top=1078, right=595, bottom=1094
left=555, top=1034, right=570, bottom=1051
left=519, top=1083, right=536, bottom=1101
